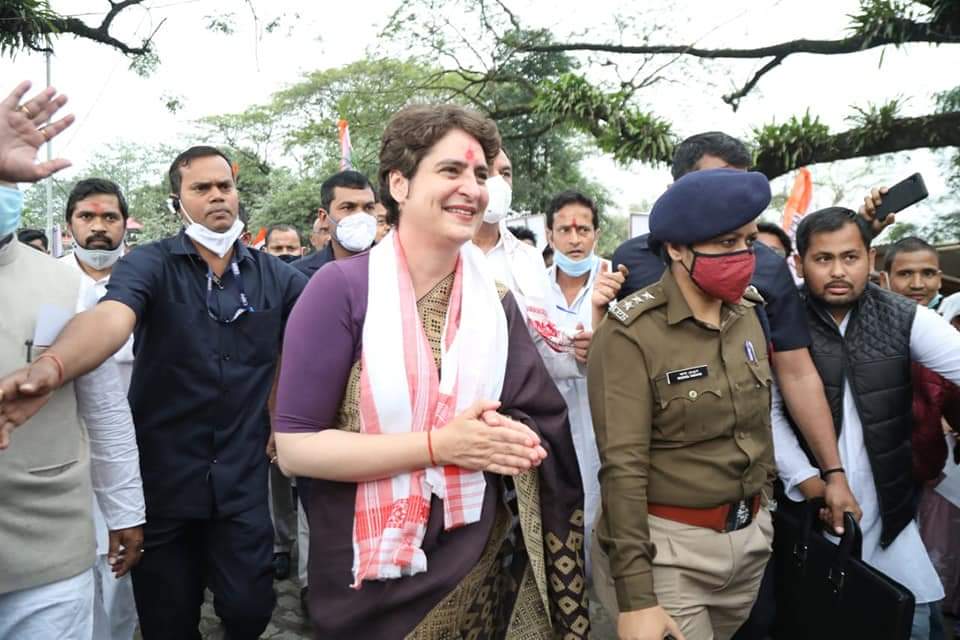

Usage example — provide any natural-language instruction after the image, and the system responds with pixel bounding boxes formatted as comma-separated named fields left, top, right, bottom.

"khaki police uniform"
left=587, top=269, right=775, bottom=640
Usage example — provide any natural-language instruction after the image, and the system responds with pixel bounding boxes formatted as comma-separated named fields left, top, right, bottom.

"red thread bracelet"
left=427, top=430, right=437, bottom=467
left=35, top=352, right=64, bottom=387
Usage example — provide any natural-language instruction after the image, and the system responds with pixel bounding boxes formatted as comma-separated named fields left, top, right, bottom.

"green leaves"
left=0, top=0, right=59, bottom=56
left=753, top=111, right=831, bottom=173
left=532, top=73, right=674, bottom=165
left=847, top=98, right=904, bottom=149
left=848, top=0, right=919, bottom=44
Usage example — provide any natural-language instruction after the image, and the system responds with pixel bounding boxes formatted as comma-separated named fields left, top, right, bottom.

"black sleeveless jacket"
left=793, top=283, right=916, bottom=547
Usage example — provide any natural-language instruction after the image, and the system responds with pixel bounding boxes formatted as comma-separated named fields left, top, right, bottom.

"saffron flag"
left=781, top=167, right=812, bottom=240
left=252, top=227, right=267, bottom=249
left=338, top=119, right=352, bottom=171
left=781, top=167, right=812, bottom=284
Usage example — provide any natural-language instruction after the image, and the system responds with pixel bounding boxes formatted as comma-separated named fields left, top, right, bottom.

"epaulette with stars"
left=742, top=285, right=765, bottom=306
left=608, top=284, right=667, bottom=326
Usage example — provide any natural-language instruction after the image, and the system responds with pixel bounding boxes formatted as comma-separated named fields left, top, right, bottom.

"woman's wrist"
left=428, top=428, right=447, bottom=466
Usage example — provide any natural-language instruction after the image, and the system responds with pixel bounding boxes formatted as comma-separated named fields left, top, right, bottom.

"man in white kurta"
left=542, top=190, right=610, bottom=576
left=61, top=178, right=139, bottom=640
left=473, top=150, right=591, bottom=384
left=772, top=208, right=960, bottom=640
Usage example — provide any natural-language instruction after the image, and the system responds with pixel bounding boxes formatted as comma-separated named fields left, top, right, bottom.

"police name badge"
left=665, top=365, right=709, bottom=385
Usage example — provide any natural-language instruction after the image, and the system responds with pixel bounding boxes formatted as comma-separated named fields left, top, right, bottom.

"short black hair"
left=321, top=170, right=375, bottom=212
left=545, top=190, right=599, bottom=229
left=671, top=131, right=752, bottom=181
left=756, top=222, right=793, bottom=257
left=168, top=146, right=234, bottom=195
left=884, top=236, right=939, bottom=272
left=265, top=224, right=301, bottom=246
left=508, top=225, right=537, bottom=245
left=17, top=228, right=47, bottom=251
left=795, top=207, right=872, bottom=257
left=66, top=178, right=129, bottom=222
left=542, top=245, right=554, bottom=260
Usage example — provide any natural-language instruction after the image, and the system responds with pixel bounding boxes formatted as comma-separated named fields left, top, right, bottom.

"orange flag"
left=781, top=167, right=812, bottom=237
left=252, top=227, right=267, bottom=248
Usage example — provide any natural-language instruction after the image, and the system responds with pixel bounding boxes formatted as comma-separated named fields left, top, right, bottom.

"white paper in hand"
left=32, top=304, right=73, bottom=347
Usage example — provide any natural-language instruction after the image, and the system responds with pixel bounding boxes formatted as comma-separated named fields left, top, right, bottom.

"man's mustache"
left=85, top=233, right=117, bottom=248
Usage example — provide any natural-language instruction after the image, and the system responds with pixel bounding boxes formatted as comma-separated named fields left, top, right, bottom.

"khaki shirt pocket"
left=746, top=357, right=773, bottom=390
left=742, top=357, right=774, bottom=427
left=652, top=375, right=727, bottom=444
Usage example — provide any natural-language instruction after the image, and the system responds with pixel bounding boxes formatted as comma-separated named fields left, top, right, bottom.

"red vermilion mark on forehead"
left=465, top=147, right=477, bottom=162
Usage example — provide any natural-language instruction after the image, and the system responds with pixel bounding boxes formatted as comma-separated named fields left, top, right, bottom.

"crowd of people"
left=0, top=77, right=958, bottom=640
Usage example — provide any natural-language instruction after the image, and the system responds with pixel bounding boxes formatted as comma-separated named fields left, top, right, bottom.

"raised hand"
left=0, top=81, right=75, bottom=183
left=858, top=186, right=894, bottom=237
left=592, top=261, right=629, bottom=309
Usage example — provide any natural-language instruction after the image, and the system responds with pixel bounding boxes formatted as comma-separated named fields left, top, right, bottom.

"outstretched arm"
left=0, top=301, right=135, bottom=447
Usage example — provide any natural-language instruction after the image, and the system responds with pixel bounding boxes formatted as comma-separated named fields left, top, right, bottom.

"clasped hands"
left=432, top=400, right=548, bottom=476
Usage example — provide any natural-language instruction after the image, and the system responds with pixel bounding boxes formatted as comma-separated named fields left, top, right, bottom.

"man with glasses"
left=0, top=145, right=307, bottom=639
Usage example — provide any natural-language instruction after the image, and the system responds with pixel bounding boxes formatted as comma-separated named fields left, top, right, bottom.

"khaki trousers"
left=592, top=509, right=773, bottom=640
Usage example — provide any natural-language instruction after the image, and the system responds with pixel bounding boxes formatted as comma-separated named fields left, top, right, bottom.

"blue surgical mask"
left=553, top=249, right=597, bottom=277
left=0, top=185, right=24, bottom=239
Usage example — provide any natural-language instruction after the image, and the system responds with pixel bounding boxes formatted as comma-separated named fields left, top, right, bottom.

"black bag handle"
left=802, top=497, right=864, bottom=596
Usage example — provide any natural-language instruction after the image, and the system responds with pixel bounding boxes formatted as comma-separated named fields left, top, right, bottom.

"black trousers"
left=131, top=502, right=276, bottom=640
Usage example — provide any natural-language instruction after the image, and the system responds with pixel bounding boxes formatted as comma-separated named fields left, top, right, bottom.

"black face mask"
left=277, top=254, right=299, bottom=263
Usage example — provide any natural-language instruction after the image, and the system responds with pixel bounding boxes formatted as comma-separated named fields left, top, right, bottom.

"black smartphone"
left=875, top=173, right=928, bottom=222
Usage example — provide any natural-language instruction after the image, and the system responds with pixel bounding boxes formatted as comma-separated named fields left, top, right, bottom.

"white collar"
left=547, top=258, right=605, bottom=309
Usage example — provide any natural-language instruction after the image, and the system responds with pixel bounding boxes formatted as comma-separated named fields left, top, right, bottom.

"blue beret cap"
left=649, top=168, right=771, bottom=245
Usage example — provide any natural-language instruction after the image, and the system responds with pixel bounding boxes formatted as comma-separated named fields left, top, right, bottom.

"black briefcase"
left=772, top=498, right=915, bottom=640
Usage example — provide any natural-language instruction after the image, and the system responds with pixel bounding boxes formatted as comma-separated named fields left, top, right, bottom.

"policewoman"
left=587, top=168, right=776, bottom=640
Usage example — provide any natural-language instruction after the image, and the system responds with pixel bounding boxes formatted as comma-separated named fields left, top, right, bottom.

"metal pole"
left=44, top=45, right=54, bottom=249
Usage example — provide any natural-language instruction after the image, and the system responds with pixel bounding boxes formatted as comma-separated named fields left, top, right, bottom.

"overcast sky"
left=8, top=0, right=958, bottom=224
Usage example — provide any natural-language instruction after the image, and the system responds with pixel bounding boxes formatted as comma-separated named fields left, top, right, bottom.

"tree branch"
left=52, top=15, right=153, bottom=55
left=517, top=19, right=960, bottom=59
left=724, top=55, right=785, bottom=111
left=754, top=111, right=960, bottom=180
left=516, top=16, right=959, bottom=108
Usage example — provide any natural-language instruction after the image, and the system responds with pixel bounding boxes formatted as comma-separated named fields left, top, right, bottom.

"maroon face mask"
left=687, top=248, right=756, bottom=304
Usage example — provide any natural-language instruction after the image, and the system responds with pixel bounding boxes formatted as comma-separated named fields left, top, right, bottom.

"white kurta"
left=61, top=252, right=141, bottom=640
left=773, top=304, right=960, bottom=604
left=544, top=258, right=609, bottom=575
left=481, top=221, right=581, bottom=381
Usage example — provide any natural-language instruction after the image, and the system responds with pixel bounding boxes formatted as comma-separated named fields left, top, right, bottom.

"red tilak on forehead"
left=465, top=147, right=478, bottom=162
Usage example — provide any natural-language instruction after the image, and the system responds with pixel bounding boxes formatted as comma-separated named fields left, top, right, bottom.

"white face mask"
left=73, top=242, right=124, bottom=271
left=332, top=211, right=377, bottom=253
left=173, top=198, right=245, bottom=258
left=482, top=175, right=512, bottom=225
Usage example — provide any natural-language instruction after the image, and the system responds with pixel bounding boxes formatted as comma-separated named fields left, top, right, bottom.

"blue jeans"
left=912, top=601, right=948, bottom=640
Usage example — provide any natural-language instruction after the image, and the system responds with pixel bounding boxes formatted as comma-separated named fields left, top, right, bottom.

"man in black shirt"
left=0, top=145, right=307, bottom=639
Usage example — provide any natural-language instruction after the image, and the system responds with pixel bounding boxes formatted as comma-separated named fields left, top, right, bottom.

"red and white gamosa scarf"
left=351, top=232, right=509, bottom=587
